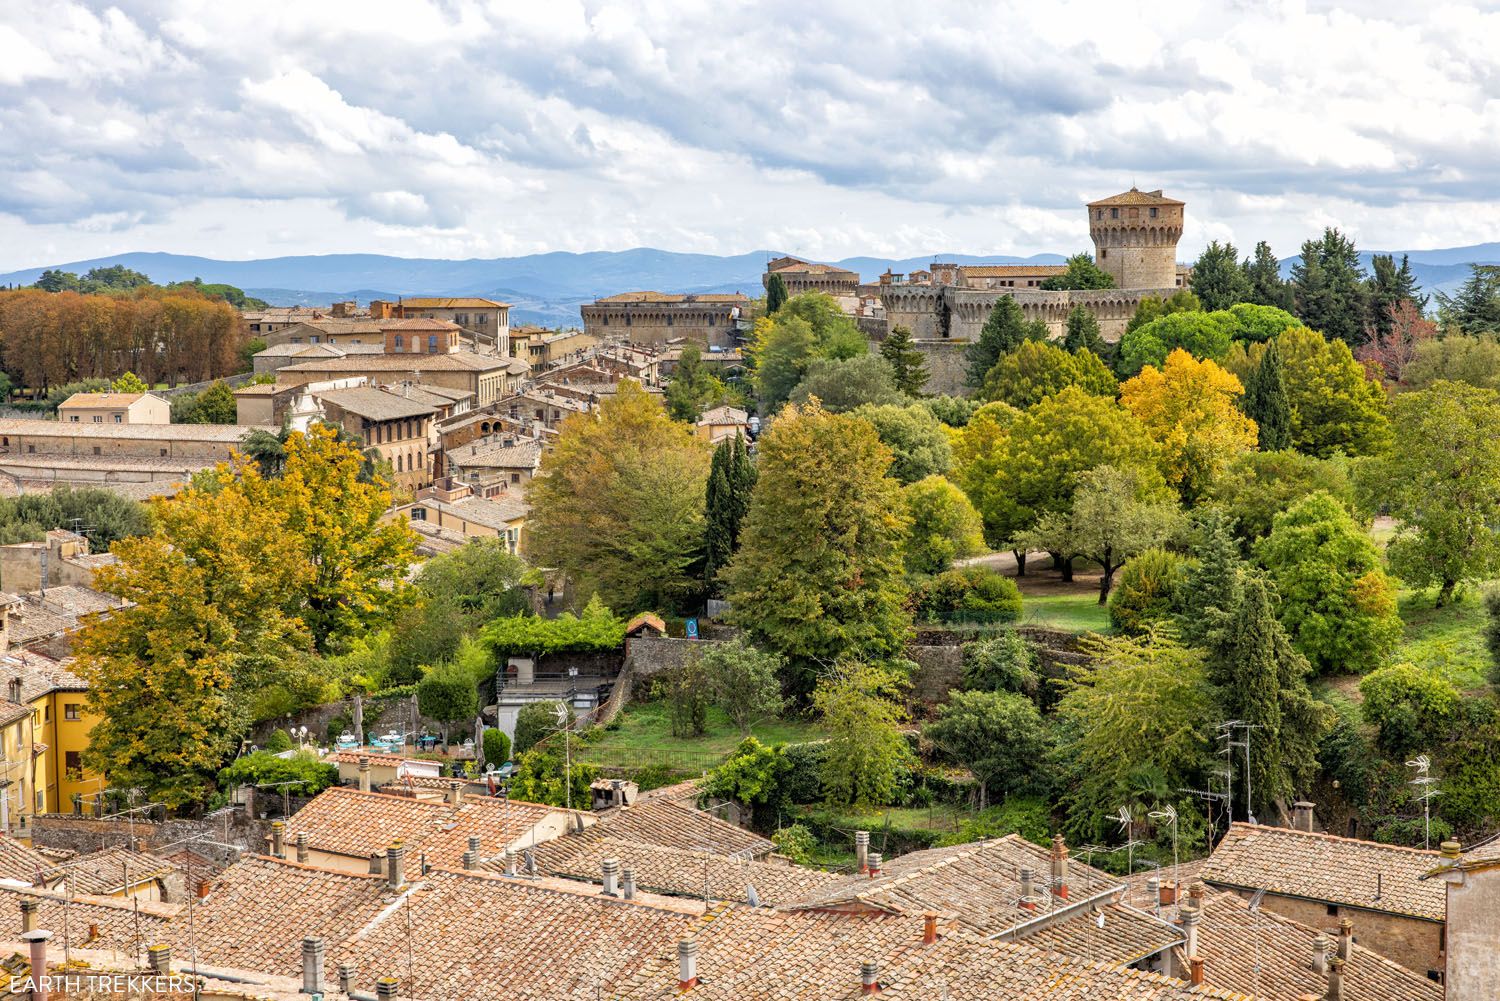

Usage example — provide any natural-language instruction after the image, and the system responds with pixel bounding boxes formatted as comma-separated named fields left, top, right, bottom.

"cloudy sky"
left=2, top=0, right=1497, bottom=269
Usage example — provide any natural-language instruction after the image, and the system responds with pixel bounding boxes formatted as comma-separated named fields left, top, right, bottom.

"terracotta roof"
left=592, top=292, right=749, bottom=305
left=541, top=835, right=843, bottom=905
left=1178, top=888, right=1442, bottom=1001
left=768, top=259, right=857, bottom=276
left=593, top=799, right=773, bottom=858
left=1013, top=900, right=1182, bottom=965
left=786, top=836, right=1119, bottom=936
left=279, top=352, right=510, bottom=374
left=0, top=883, right=177, bottom=954
left=1200, top=823, right=1445, bottom=921
left=324, top=750, right=427, bottom=767
left=697, top=405, right=748, bottom=425
left=317, top=387, right=437, bottom=422
left=0, top=418, right=265, bottom=442
left=56, top=846, right=178, bottom=896
left=231, top=383, right=277, bottom=397
left=446, top=439, right=544, bottom=470
left=0, top=833, right=57, bottom=885
left=614, top=907, right=1240, bottom=1001
left=0, top=648, right=88, bottom=699
left=408, top=494, right=529, bottom=532
left=1088, top=187, right=1185, bottom=207
left=56, top=393, right=160, bottom=409
left=0, top=700, right=32, bottom=728
left=281, top=787, right=454, bottom=861
left=397, top=297, right=511, bottom=310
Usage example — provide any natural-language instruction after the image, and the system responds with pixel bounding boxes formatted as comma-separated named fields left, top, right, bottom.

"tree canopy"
left=981, top=341, right=1116, bottom=409
left=1038, top=253, right=1115, bottom=291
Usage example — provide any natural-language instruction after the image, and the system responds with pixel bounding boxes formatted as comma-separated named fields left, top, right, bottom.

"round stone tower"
left=1087, top=188, right=1184, bottom=290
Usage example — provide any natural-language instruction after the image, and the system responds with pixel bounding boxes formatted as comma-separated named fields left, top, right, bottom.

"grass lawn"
left=1395, top=587, right=1492, bottom=692
left=1021, top=590, right=1110, bottom=633
left=578, top=700, right=825, bottom=771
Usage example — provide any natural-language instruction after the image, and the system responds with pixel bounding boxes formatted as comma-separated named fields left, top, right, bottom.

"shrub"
left=781, top=741, right=828, bottom=805
left=264, top=729, right=293, bottom=753
left=216, top=751, right=337, bottom=803
left=1359, top=663, right=1460, bottom=757
left=771, top=823, right=818, bottom=864
left=704, top=737, right=790, bottom=810
left=417, top=663, right=480, bottom=739
left=914, top=568, right=1022, bottom=624
left=1373, top=815, right=1455, bottom=849
left=652, top=659, right=710, bottom=738
left=924, top=690, right=1049, bottom=804
left=507, top=745, right=599, bottom=808
left=960, top=632, right=1040, bottom=698
left=935, top=795, right=1052, bottom=847
left=1108, top=548, right=1189, bottom=635
left=482, top=728, right=511, bottom=767
left=514, top=700, right=572, bottom=754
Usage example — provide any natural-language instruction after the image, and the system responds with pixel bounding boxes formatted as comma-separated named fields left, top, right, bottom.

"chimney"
left=1312, top=933, right=1329, bottom=975
left=358, top=756, right=372, bottom=793
left=295, top=831, right=309, bottom=864
left=386, top=842, right=405, bottom=891
left=369, top=851, right=384, bottom=876
left=867, top=852, right=882, bottom=878
left=1189, top=957, right=1204, bottom=986
left=922, top=912, right=938, bottom=945
left=462, top=847, right=477, bottom=871
left=19, top=898, right=38, bottom=932
left=302, top=937, right=326, bottom=995
left=7, top=678, right=19, bottom=703
left=242, top=785, right=256, bottom=821
left=197, top=879, right=211, bottom=899
left=602, top=857, right=620, bottom=897
left=622, top=867, right=636, bottom=900
left=338, top=963, right=357, bottom=994
left=1327, top=957, right=1345, bottom=1001
left=855, top=831, right=870, bottom=873
left=1336, top=918, right=1353, bottom=962
left=270, top=820, right=286, bottom=859
left=860, top=960, right=880, bottom=994
left=147, top=943, right=171, bottom=974
left=1188, top=882, right=1204, bottom=908
left=1160, top=880, right=1179, bottom=906
left=677, top=940, right=699, bottom=991
left=503, top=848, right=517, bottom=876
left=1293, top=801, right=1316, bottom=833
left=1147, top=876, right=1160, bottom=913
left=1051, top=833, right=1070, bottom=900
left=468, top=835, right=481, bottom=856
left=22, top=930, right=50, bottom=998
left=1181, top=906, right=1201, bottom=962
left=376, top=976, right=400, bottom=1001
left=1441, top=840, right=1463, bottom=861
left=1019, top=868, right=1036, bottom=911
left=447, top=781, right=464, bottom=806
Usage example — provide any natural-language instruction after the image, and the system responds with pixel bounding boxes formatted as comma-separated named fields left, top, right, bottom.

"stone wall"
left=1219, top=887, right=1444, bottom=979
left=911, top=339, right=971, bottom=396
left=1446, top=869, right=1500, bottom=1000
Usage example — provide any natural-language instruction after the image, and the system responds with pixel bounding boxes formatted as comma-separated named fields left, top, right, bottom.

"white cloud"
left=2, top=0, right=1500, bottom=270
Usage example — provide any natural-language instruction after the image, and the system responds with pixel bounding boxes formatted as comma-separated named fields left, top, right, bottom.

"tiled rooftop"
left=0, top=418, right=265, bottom=442
left=0, top=832, right=58, bottom=884
left=588, top=799, right=773, bottom=858
left=1200, top=823, right=1445, bottom=921
left=280, top=351, right=511, bottom=374
left=1088, top=187, right=1186, bottom=207
left=0, top=882, right=177, bottom=955
left=317, top=387, right=437, bottom=422
left=55, top=846, right=178, bottom=896
left=397, top=297, right=511, bottom=309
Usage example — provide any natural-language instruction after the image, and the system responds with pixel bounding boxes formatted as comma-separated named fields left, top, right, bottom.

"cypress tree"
left=879, top=325, right=929, bottom=396
left=1244, top=339, right=1293, bottom=451
left=1062, top=305, right=1106, bottom=355
left=766, top=273, right=789, bottom=315
left=704, top=433, right=757, bottom=596
left=1174, top=511, right=1245, bottom=647
left=1242, top=241, right=1293, bottom=311
left=965, top=298, right=1041, bottom=388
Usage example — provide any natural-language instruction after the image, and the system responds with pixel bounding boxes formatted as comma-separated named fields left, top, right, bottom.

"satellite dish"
left=746, top=883, right=760, bottom=908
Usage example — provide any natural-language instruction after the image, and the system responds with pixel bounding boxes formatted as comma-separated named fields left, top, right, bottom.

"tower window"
left=1150, top=207, right=1159, bottom=218
left=1111, top=208, right=1119, bottom=219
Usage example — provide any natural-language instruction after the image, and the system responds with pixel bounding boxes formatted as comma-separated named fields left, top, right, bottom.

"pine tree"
left=1242, top=241, right=1294, bottom=311
left=766, top=272, right=789, bottom=315
left=1435, top=264, right=1500, bottom=336
left=1291, top=228, right=1371, bottom=345
left=879, top=325, right=929, bottom=396
left=1204, top=572, right=1327, bottom=818
left=1189, top=241, right=1250, bottom=311
left=1174, top=511, right=1245, bottom=647
left=1367, top=254, right=1426, bottom=339
left=1062, top=306, right=1106, bottom=355
left=1243, top=339, right=1292, bottom=451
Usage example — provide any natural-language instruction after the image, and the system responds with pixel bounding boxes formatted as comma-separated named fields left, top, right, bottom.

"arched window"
left=394, top=334, right=404, bottom=350
left=395, top=454, right=403, bottom=472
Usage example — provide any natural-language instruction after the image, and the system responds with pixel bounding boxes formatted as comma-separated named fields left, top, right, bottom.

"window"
left=1150, top=207, right=1159, bottom=218
left=395, top=454, right=403, bottom=472
left=159, top=448, right=167, bottom=457
left=92, top=446, right=101, bottom=456
left=43, top=705, right=49, bottom=722
left=409, top=508, right=426, bottom=521
left=394, top=334, right=404, bottom=350
left=64, top=703, right=81, bottom=721
left=511, top=473, right=521, bottom=484
left=65, top=751, right=81, bottom=779
left=1110, top=208, right=1119, bottom=219
left=1095, top=209, right=1102, bottom=220
left=69, top=415, right=79, bottom=423
left=92, top=415, right=103, bottom=423
left=1325, top=903, right=1338, bottom=917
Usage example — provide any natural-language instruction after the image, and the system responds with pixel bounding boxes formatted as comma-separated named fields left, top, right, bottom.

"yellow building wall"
left=29, top=693, right=100, bottom=815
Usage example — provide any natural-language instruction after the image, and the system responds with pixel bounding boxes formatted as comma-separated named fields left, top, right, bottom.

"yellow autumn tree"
left=1121, top=348, right=1258, bottom=504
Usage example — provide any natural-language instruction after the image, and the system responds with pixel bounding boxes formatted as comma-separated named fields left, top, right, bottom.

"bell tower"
left=1087, top=188, right=1184, bottom=290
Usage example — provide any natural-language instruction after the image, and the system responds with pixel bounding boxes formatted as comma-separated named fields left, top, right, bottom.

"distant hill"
left=2, top=245, right=1492, bottom=326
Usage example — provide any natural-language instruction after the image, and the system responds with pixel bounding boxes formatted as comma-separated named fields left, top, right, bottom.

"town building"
left=370, top=297, right=511, bottom=355
left=56, top=391, right=171, bottom=425
left=441, top=436, right=543, bottom=496
left=390, top=478, right=528, bottom=553
left=1423, top=838, right=1500, bottom=999
left=580, top=292, right=748, bottom=348
left=316, top=387, right=438, bottom=493
left=250, top=341, right=386, bottom=377
left=512, top=328, right=598, bottom=371
left=1199, top=820, right=1447, bottom=979
left=0, top=528, right=116, bottom=595
left=274, top=350, right=526, bottom=406
left=763, top=255, right=860, bottom=309
left=695, top=405, right=749, bottom=445
left=241, top=305, right=329, bottom=339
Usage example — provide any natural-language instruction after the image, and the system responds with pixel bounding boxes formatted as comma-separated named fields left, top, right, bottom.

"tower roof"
left=1088, top=187, right=1184, bottom=207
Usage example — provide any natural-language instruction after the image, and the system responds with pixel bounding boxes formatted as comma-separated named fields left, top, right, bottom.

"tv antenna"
left=1406, top=755, right=1441, bottom=850
left=1218, top=720, right=1261, bottom=825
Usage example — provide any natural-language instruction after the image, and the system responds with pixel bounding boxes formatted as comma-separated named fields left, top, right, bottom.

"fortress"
left=764, top=187, right=1191, bottom=393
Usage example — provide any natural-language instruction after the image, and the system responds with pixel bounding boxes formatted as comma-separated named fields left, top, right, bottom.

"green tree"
left=1117, top=311, right=1231, bottom=376
left=111, top=371, right=149, bottom=394
left=411, top=538, right=531, bottom=628
left=926, top=690, right=1048, bottom=807
left=513, top=700, right=571, bottom=754
left=949, top=402, right=1022, bottom=558
left=988, top=388, right=1164, bottom=556
left=508, top=744, right=599, bottom=808
left=417, top=662, right=480, bottom=747
left=1367, top=254, right=1426, bottom=338
left=961, top=631, right=1040, bottom=698
left=813, top=662, right=914, bottom=808
left=921, top=395, right=980, bottom=428
left=1052, top=631, right=1216, bottom=842
left=702, top=637, right=785, bottom=734
left=665, top=343, right=733, bottom=422
left=1243, top=338, right=1292, bottom=450
left=653, top=657, right=711, bottom=737
left=1174, top=510, right=1247, bottom=647
left=1062, top=305, right=1106, bottom=355
left=1126, top=289, right=1201, bottom=336
left=766, top=272, right=789, bottom=315
left=1204, top=571, right=1329, bottom=816
left=724, top=404, right=911, bottom=693
left=1039, top=252, right=1115, bottom=290
left=913, top=567, right=1022, bottom=624
left=217, top=751, right=338, bottom=802
left=1403, top=335, right=1500, bottom=393
left=1217, top=303, right=1303, bottom=344
left=1108, top=548, right=1189, bottom=635
left=1291, top=228, right=1371, bottom=345
left=750, top=314, right=816, bottom=410
left=1369, top=382, right=1500, bottom=605
left=1360, top=663, right=1460, bottom=758
left=966, top=297, right=1046, bottom=387
left=1277, top=325, right=1391, bottom=457
left=981, top=341, right=1117, bottom=409
left=1210, top=450, right=1355, bottom=546
left=1435, top=265, right=1500, bottom=336
left=179, top=380, right=237, bottom=424
left=704, top=433, right=756, bottom=596
left=1190, top=241, right=1250, bottom=311
left=879, top=325, right=929, bottom=396
left=789, top=355, right=905, bottom=412
left=240, top=337, right=267, bottom=372
left=1017, top=464, right=1180, bottom=603
left=527, top=381, right=710, bottom=613
left=849, top=403, right=952, bottom=484
left=1256, top=491, right=1402, bottom=674
left=1242, top=241, right=1294, bottom=311
left=902, top=475, right=985, bottom=574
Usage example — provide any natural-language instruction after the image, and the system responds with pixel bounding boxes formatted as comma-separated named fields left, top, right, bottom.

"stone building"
left=762, top=256, right=860, bottom=309
left=370, top=297, right=511, bottom=355
left=1424, top=839, right=1500, bottom=1000
left=316, top=387, right=438, bottom=493
left=1088, top=187, right=1185, bottom=290
left=580, top=292, right=748, bottom=348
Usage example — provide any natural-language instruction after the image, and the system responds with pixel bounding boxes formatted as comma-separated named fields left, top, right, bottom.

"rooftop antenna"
left=1407, top=755, right=1441, bottom=850
left=1148, top=804, right=1179, bottom=899
left=1248, top=888, right=1267, bottom=1000
left=1113, top=807, right=1142, bottom=877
